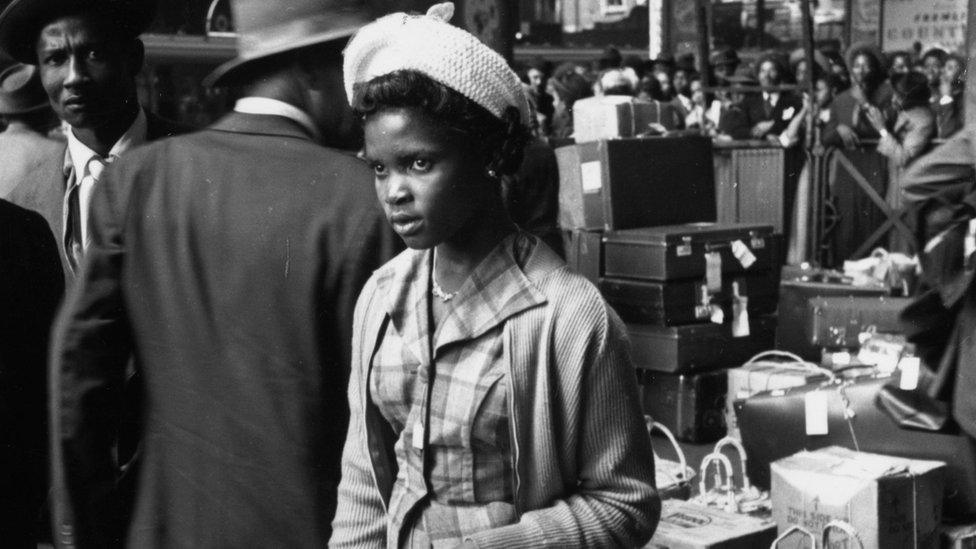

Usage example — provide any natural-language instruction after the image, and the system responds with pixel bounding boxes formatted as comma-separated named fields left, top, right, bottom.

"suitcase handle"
left=712, top=436, right=752, bottom=492
left=770, top=525, right=816, bottom=549
left=744, top=351, right=837, bottom=383
left=704, top=241, right=732, bottom=252
left=645, top=417, right=689, bottom=481
left=698, top=452, right=737, bottom=513
left=822, top=520, right=864, bottom=549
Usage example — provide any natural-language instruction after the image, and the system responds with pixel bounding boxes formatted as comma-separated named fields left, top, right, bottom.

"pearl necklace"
left=431, top=277, right=458, bottom=302
left=431, top=250, right=458, bottom=302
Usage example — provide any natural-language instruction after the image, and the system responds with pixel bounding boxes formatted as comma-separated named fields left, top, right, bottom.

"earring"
left=487, top=168, right=498, bottom=179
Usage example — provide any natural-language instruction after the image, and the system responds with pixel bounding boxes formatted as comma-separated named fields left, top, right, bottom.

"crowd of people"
left=516, top=42, right=967, bottom=145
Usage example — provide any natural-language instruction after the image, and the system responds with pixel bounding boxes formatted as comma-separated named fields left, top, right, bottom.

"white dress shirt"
left=65, top=108, right=147, bottom=248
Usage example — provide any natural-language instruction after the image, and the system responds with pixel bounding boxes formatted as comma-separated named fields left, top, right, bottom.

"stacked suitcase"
left=602, top=223, right=782, bottom=443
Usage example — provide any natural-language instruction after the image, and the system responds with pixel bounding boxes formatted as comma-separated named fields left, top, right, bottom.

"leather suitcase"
left=601, top=271, right=778, bottom=326
left=562, top=229, right=602, bottom=286
left=603, top=223, right=780, bottom=282
left=637, top=369, right=728, bottom=443
left=807, top=295, right=911, bottom=348
left=555, top=136, right=716, bottom=231
left=734, top=374, right=976, bottom=519
left=628, top=315, right=777, bottom=373
left=776, top=271, right=888, bottom=361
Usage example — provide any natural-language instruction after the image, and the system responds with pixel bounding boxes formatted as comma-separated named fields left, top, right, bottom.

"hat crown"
left=0, top=62, right=48, bottom=114
left=230, top=0, right=370, bottom=36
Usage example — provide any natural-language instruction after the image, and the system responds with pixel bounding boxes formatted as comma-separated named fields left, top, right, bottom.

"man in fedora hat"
left=0, top=63, right=61, bottom=198
left=0, top=0, right=188, bottom=280
left=49, top=0, right=397, bottom=546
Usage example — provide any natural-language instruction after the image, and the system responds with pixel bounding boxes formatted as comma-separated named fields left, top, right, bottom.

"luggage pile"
left=554, top=136, right=976, bottom=547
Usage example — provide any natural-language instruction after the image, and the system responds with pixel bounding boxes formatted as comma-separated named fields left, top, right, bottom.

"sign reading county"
left=883, top=0, right=967, bottom=52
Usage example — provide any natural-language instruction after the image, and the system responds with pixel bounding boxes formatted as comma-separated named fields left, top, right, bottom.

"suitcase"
left=603, top=223, right=780, bottom=282
left=807, top=295, right=911, bottom=349
left=562, top=229, right=602, bottom=286
left=776, top=271, right=888, bottom=361
left=628, top=315, right=777, bottom=373
left=555, top=136, right=716, bottom=231
left=733, top=374, right=976, bottom=519
left=637, top=369, right=728, bottom=443
left=601, top=271, right=778, bottom=326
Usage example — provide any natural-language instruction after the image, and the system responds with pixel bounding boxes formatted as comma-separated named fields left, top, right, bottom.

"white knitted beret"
left=343, top=2, right=532, bottom=126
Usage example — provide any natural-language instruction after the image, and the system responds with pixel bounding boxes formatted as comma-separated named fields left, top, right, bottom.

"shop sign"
left=883, top=0, right=967, bottom=52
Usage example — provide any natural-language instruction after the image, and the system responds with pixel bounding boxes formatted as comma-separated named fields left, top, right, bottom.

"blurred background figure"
left=866, top=71, right=935, bottom=252
left=920, top=47, right=948, bottom=99
left=0, top=63, right=61, bottom=198
left=739, top=52, right=801, bottom=141
left=934, top=53, right=965, bottom=138
left=546, top=70, right=592, bottom=139
left=887, top=50, right=913, bottom=77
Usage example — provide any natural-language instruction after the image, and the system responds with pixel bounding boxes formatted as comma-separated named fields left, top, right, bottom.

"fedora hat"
left=0, top=0, right=156, bottom=64
left=709, top=47, right=740, bottom=68
left=0, top=63, right=48, bottom=114
left=204, top=0, right=378, bottom=88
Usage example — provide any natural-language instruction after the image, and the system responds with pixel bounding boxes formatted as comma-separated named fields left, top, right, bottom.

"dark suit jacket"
left=0, top=199, right=63, bottom=548
left=4, top=110, right=188, bottom=285
left=724, top=91, right=803, bottom=140
left=822, top=83, right=894, bottom=147
left=51, top=112, right=399, bottom=548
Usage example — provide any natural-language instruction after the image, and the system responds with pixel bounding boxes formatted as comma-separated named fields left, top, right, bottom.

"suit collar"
left=208, top=111, right=317, bottom=142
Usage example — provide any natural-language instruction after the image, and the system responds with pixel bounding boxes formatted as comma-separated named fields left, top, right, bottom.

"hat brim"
left=204, top=24, right=366, bottom=89
left=0, top=99, right=48, bottom=115
left=0, top=0, right=155, bottom=64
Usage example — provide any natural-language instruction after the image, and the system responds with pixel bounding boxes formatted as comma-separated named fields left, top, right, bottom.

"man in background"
left=49, top=0, right=398, bottom=546
left=0, top=63, right=62, bottom=198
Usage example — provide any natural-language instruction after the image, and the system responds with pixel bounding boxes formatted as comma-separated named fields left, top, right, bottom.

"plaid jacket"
left=333, top=233, right=660, bottom=548
left=373, top=234, right=540, bottom=545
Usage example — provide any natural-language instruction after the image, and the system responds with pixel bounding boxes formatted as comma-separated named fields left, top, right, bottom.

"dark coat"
left=822, top=83, right=894, bottom=147
left=4, top=110, right=189, bottom=285
left=51, top=112, right=399, bottom=548
left=738, top=91, right=804, bottom=138
left=899, top=126, right=976, bottom=439
left=0, top=199, right=64, bottom=548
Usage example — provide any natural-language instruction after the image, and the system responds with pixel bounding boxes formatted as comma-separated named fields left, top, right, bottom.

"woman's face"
left=795, top=60, right=808, bottom=86
left=890, top=54, right=910, bottom=75
left=943, top=58, right=963, bottom=83
left=815, top=78, right=833, bottom=108
left=923, top=55, right=943, bottom=85
left=690, top=80, right=704, bottom=106
left=655, top=71, right=672, bottom=95
left=850, top=53, right=875, bottom=87
left=673, top=70, right=689, bottom=96
left=757, top=60, right=781, bottom=87
left=363, top=107, right=486, bottom=250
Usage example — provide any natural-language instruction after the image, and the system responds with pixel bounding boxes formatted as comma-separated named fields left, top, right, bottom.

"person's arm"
left=877, top=111, right=936, bottom=167
left=467, top=285, right=660, bottom=548
left=901, top=126, right=976, bottom=204
left=51, top=164, right=134, bottom=549
left=330, top=278, right=390, bottom=549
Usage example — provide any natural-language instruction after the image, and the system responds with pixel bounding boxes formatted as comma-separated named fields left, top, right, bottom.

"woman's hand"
left=751, top=119, right=775, bottom=138
left=835, top=124, right=860, bottom=149
left=864, top=104, right=887, bottom=133
left=850, top=85, right=866, bottom=104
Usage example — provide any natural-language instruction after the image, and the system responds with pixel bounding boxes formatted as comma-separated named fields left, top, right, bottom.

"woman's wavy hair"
left=352, top=70, right=529, bottom=177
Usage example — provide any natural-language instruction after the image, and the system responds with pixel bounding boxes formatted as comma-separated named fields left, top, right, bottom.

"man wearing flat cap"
left=48, top=0, right=398, bottom=546
left=0, top=0, right=187, bottom=280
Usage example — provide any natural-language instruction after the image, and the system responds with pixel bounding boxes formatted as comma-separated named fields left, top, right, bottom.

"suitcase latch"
left=677, top=236, right=692, bottom=257
left=749, top=230, right=765, bottom=249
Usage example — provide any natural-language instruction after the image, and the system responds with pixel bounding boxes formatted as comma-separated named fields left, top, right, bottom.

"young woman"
left=934, top=53, right=965, bottom=138
left=331, top=4, right=659, bottom=548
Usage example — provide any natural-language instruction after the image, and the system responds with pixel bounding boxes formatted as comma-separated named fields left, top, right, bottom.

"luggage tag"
left=705, top=251, right=722, bottom=292
left=749, top=231, right=766, bottom=250
left=731, top=281, right=750, bottom=337
left=412, top=420, right=425, bottom=452
left=804, top=391, right=829, bottom=436
left=899, top=356, right=921, bottom=390
left=694, top=284, right=712, bottom=320
left=730, top=240, right=757, bottom=269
